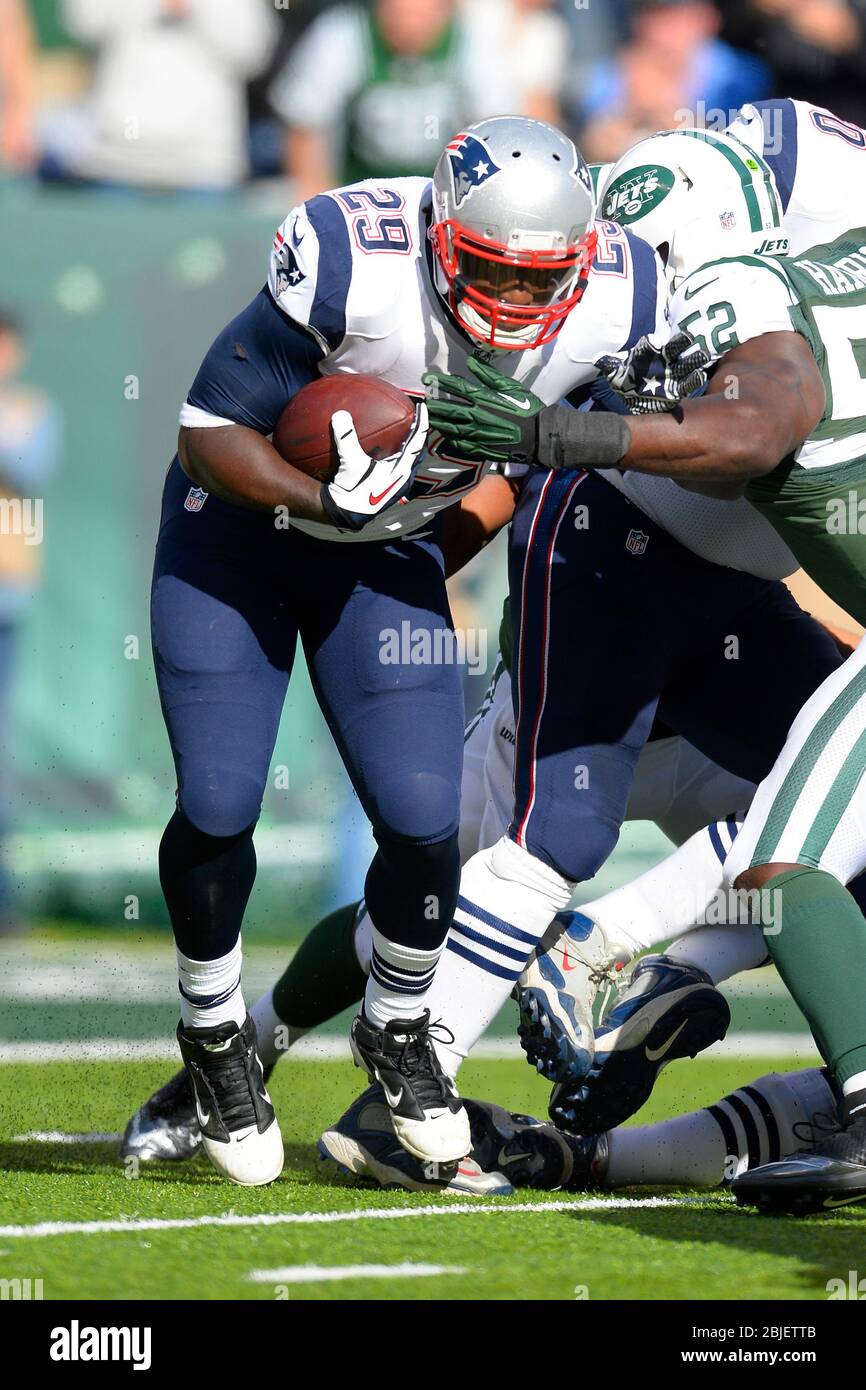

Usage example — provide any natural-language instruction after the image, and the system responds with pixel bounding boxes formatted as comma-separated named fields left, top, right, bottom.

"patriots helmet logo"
left=446, top=133, right=502, bottom=208
left=574, top=152, right=593, bottom=197
left=273, top=229, right=306, bottom=295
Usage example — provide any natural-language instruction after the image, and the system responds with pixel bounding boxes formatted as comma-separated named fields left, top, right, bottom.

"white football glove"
left=321, top=401, right=429, bottom=531
left=594, top=331, right=710, bottom=414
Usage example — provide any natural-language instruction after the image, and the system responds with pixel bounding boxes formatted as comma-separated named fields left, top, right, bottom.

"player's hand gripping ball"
left=272, top=374, right=428, bottom=531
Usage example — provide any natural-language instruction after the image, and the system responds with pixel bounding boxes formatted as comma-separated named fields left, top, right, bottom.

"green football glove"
left=422, top=356, right=547, bottom=464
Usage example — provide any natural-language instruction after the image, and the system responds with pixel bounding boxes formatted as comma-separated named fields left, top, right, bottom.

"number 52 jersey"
left=669, top=228, right=866, bottom=623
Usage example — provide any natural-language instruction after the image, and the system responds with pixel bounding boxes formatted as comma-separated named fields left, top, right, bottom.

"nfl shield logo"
left=184, top=486, right=208, bottom=513
left=626, top=529, right=648, bottom=555
left=719, top=210, right=736, bottom=230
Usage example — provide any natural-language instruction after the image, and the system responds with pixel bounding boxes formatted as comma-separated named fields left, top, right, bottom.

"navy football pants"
left=508, top=469, right=843, bottom=882
left=152, top=461, right=464, bottom=959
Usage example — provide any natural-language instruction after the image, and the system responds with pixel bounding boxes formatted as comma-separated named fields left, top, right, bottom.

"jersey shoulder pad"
left=671, top=255, right=796, bottom=364
left=268, top=177, right=428, bottom=357
left=557, top=222, right=666, bottom=366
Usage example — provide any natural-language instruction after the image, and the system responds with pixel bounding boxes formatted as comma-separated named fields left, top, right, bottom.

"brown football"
left=272, top=374, right=417, bottom=483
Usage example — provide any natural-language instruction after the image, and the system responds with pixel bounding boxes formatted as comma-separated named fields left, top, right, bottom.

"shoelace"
left=791, top=1109, right=842, bottom=1150
left=203, top=1051, right=257, bottom=1130
left=594, top=961, right=631, bottom=1025
left=394, top=1018, right=457, bottom=1109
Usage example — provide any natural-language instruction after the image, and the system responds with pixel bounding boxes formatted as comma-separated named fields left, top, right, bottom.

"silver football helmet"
left=431, top=116, right=597, bottom=351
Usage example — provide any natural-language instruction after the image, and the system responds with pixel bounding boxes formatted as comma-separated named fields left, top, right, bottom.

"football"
left=272, top=373, right=417, bottom=483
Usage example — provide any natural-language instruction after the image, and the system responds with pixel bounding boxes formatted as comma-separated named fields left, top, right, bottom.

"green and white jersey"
left=671, top=231, right=866, bottom=474
left=669, top=229, right=866, bottom=622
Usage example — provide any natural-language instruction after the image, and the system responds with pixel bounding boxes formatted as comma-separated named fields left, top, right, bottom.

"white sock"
left=424, top=835, right=573, bottom=1076
left=665, top=924, right=769, bottom=984
left=176, top=938, right=245, bottom=1031
left=249, top=985, right=308, bottom=1068
left=603, top=1067, right=833, bottom=1187
left=363, top=926, right=443, bottom=1027
left=580, top=821, right=733, bottom=953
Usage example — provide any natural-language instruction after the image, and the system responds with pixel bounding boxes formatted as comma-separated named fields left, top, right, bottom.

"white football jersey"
left=728, top=99, right=866, bottom=256
left=263, top=177, right=668, bottom=542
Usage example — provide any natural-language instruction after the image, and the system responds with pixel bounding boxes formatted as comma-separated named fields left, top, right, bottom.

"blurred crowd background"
left=2, top=0, right=866, bottom=934
left=5, top=0, right=866, bottom=188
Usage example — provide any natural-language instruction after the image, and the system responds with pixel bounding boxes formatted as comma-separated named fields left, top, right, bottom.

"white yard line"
left=247, top=1262, right=464, bottom=1284
left=0, top=1032, right=818, bottom=1064
left=11, top=1130, right=120, bottom=1144
left=0, top=1195, right=704, bottom=1240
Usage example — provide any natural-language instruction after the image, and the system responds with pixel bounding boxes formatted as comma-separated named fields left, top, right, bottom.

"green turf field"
left=1, top=1053, right=864, bottom=1302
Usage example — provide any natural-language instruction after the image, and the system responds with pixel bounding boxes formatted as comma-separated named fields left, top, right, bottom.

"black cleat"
left=349, top=1009, right=470, bottom=1164
left=120, top=1068, right=200, bottom=1162
left=120, top=1057, right=276, bottom=1163
left=176, top=1014, right=283, bottom=1185
left=550, top=955, right=730, bottom=1134
left=464, top=1098, right=607, bottom=1192
left=732, top=1104, right=866, bottom=1215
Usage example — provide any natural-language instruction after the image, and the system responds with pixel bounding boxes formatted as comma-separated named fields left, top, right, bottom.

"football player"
left=514, top=101, right=866, bottom=1113
left=124, top=489, right=846, bottom=1178
left=152, top=114, right=675, bottom=1184
left=409, top=124, right=843, bottom=1092
left=430, top=190, right=866, bottom=1214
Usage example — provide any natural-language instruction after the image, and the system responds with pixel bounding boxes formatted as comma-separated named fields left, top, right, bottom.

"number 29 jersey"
left=262, top=176, right=667, bottom=542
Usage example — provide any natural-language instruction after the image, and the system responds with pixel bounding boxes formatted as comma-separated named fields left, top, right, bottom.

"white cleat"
left=350, top=1009, right=471, bottom=1164
left=515, top=909, right=634, bottom=1084
left=176, top=1015, right=284, bottom=1186
left=318, top=1084, right=513, bottom=1195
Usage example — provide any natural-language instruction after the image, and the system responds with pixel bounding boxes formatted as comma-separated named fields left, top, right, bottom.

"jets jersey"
left=728, top=99, right=866, bottom=256
left=180, top=176, right=667, bottom=543
left=669, top=230, right=866, bottom=621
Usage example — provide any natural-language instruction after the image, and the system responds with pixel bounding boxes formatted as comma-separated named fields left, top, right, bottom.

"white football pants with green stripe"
left=725, top=635, right=866, bottom=884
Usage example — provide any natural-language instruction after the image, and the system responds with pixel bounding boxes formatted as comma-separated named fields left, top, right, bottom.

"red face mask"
left=431, top=219, right=598, bottom=351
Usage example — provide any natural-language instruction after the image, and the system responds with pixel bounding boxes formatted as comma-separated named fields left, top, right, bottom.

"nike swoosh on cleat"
left=381, top=1081, right=404, bottom=1108
left=560, top=943, right=578, bottom=972
left=194, top=1098, right=211, bottom=1127
left=645, top=1019, right=688, bottom=1063
left=498, top=1145, right=533, bottom=1166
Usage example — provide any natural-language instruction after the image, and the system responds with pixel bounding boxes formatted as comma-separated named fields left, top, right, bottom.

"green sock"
left=272, top=900, right=366, bottom=1030
left=765, top=867, right=866, bottom=1085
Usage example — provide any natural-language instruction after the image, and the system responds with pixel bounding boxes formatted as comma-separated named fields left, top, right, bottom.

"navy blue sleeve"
left=748, top=99, right=798, bottom=213
left=621, top=230, right=663, bottom=351
left=186, top=286, right=323, bottom=434
left=302, top=195, right=353, bottom=353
